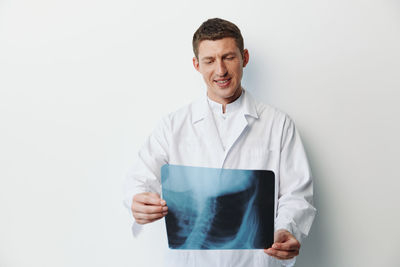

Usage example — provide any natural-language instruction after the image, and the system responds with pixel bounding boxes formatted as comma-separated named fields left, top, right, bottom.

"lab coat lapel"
left=224, top=114, right=248, bottom=156
left=221, top=90, right=259, bottom=167
left=202, top=108, right=249, bottom=168
left=191, top=89, right=259, bottom=168
left=191, top=97, right=225, bottom=166
left=202, top=108, right=226, bottom=162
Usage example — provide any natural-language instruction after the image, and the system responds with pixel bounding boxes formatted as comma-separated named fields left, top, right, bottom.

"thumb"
left=274, top=229, right=289, bottom=243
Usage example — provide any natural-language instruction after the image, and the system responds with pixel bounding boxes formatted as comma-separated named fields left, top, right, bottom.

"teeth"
left=216, top=80, right=228, bottom=83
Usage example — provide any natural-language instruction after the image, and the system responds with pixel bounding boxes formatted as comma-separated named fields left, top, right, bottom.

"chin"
left=223, top=88, right=240, bottom=97
left=208, top=84, right=240, bottom=101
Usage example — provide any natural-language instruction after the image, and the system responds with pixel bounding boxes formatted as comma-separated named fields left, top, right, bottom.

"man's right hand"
left=131, top=192, right=168, bottom=225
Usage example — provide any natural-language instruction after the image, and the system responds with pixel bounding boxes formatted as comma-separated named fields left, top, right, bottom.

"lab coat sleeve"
left=123, top=116, right=170, bottom=237
left=274, top=116, right=316, bottom=244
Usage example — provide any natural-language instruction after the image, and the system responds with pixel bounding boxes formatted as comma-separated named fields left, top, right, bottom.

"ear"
left=242, top=49, right=249, bottom=68
left=193, top=57, right=200, bottom=72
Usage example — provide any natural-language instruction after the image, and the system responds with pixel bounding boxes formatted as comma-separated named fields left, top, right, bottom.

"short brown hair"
left=192, top=18, right=244, bottom=59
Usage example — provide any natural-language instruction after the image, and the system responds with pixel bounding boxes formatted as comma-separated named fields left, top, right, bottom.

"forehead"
left=197, top=37, right=240, bottom=58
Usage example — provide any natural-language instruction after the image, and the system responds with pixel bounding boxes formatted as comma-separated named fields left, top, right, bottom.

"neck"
left=208, top=87, right=243, bottom=113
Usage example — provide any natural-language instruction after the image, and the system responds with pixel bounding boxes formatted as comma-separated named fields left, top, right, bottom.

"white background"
left=1, top=0, right=399, bottom=266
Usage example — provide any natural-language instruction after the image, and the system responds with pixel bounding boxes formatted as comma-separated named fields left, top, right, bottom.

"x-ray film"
left=161, top=164, right=275, bottom=250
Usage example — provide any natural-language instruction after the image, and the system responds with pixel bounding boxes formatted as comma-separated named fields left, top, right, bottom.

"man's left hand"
left=264, top=229, right=300, bottom=260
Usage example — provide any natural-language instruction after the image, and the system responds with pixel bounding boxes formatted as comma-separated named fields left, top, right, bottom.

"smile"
left=214, top=78, right=231, bottom=87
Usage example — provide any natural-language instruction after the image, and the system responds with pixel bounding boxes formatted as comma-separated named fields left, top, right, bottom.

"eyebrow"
left=222, top=52, right=237, bottom=57
left=201, top=56, right=214, bottom=62
left=200, top=52, right=237, bottom=61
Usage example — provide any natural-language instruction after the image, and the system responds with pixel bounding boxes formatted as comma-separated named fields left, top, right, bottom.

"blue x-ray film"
left=161, top=164, right=275, bottom=250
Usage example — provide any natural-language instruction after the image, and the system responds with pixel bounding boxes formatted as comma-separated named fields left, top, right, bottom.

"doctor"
left=124, top=18, right=316, bottom=266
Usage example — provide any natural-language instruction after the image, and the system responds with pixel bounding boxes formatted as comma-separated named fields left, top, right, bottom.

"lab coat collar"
left=191, top=89, right=259, bottom=124
left=207, top=90, right=244, bottom=114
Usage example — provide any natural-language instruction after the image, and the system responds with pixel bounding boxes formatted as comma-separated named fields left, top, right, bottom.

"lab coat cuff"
left=272, top=223, right=298, bottom=267
left=275, top=220, right=303, bottom=244
left=131, top=220, right=143, bottom=237
left=123, top=198, right=144, bottom=238
left=280, top=257, right=296, bottom=267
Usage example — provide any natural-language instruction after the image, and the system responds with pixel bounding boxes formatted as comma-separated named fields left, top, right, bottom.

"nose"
left=216, top=60, right=228, bottom=77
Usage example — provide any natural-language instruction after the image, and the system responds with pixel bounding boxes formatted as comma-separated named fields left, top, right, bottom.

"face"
left=193, top=37, right=249, bottom=105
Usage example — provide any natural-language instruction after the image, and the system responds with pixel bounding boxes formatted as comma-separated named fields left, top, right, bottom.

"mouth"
left=214, top=78, right=232, bottom=88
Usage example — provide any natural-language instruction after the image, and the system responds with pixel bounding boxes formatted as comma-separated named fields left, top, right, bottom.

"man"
left=124, top=18, right=316, bottom=266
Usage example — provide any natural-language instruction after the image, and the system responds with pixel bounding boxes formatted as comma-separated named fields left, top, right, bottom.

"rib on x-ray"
left=161, top=164, right=275, bottom=250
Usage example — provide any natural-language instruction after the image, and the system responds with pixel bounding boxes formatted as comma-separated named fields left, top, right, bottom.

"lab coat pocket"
left=246, top=146, right=279, bottom=171
left=173, top=138, right=203, bottom=165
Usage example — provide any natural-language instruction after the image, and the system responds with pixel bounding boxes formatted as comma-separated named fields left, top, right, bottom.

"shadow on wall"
left=241, top=48, right=277, bottom=102
left=245, top=50, right=335, bottom=266
left=295, top=139, right=335, bottom=267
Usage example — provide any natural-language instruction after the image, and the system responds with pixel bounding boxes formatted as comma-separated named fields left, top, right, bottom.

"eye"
left=226, top=56, right=235, bottom=60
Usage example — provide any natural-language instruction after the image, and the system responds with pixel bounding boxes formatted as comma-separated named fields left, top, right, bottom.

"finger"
left=265, top=247, right=299, bottom=256
left=146, top=192, right=160, bottom=198
left=265, top=248, right=289, bottom=260
left=133, top=193, right=161, bottom=205
left=272, top=239, right=300, bottom=251
left=274, top=230, right=290, bottom=243
left=136, top=216, right=164, bottom=225
left=276, top=248, right=297, bottom=259
left=133, top=211, right=168, bottom=221
left=132, top=202, right=168, bottom=214
left=264, top=248, right=299, bottom=260
left=134, top=193, right=164, bottom=205
left=160, top=199, right=167, bottom=206
left=145, top=193, right=167, bottom=206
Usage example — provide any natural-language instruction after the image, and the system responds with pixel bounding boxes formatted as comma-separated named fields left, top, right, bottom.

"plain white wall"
left=1, top=0, right=399, bottom=266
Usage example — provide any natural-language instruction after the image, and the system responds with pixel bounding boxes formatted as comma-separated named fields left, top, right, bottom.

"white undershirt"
left=207, top=90, right=245, bottom=151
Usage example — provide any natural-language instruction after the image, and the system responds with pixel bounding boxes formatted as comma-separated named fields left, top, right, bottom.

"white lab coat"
left=124, top=89, right=316, bottom=267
